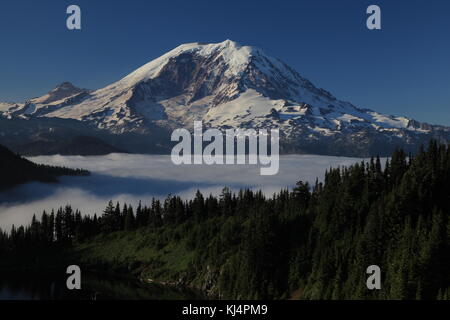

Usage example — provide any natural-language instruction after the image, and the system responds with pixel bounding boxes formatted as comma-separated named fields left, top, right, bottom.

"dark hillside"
left=0, top=144, right=89, bottom=191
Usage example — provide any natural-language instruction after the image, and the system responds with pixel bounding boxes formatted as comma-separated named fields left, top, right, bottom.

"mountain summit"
left=32, top=82, right=86, bottom=104
left=1, top=40, right=449, bottom=156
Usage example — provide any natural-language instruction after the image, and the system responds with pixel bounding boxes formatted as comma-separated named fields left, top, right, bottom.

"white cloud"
left=0, top=154, right=366, bottom=230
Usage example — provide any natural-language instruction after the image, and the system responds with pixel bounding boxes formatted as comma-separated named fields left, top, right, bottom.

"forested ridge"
left=0, top=141, right=449, bottom=300
left=0, top=144, right=89, bottom=191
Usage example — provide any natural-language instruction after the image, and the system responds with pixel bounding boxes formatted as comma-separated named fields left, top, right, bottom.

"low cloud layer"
left=0, top=154, right=366, bottom=230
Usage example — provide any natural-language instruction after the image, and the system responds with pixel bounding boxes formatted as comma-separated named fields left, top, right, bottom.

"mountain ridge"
left=0, top=143, right=89, bottom=191
left=1, top=40, right=449, bottom=156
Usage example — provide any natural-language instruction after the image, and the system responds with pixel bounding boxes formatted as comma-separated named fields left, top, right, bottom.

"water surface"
left=0, top=272, right=203, bottom=300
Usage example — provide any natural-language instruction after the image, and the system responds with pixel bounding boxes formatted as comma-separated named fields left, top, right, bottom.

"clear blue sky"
left=0, top=0, right=449, bottom=125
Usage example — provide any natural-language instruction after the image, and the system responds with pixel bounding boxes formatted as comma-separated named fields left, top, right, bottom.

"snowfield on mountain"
left=1, top=40, right=449, bottom=156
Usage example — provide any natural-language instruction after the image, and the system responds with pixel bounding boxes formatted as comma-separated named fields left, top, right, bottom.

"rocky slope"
left=1, top=40, right=449, bottom=156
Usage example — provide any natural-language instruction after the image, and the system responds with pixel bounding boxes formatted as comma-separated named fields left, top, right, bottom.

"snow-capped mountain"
left=2, top=82, right=89, bottom=119
left=1, top=40, right=449, bottom=156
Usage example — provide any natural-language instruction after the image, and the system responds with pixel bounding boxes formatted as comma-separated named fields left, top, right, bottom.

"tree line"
left=0, top=141, right=449, bottom=299
left=0, top=143, right=89, bottom=191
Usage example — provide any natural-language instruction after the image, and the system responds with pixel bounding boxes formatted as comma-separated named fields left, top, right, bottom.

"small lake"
left=0, top=272, right=203, bottom=300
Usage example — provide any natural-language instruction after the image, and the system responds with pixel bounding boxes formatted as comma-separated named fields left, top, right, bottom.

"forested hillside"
left=1, top=141, right=449, bottom=300
left=0, top=144, right=89, bottom=191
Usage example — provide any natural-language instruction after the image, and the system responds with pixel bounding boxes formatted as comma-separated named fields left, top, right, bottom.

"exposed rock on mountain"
left=1, top=40, right=449, bottom=156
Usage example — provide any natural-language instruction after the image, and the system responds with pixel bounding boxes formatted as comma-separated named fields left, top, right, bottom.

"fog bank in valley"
left=0, top=154, right=367, bottom=230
